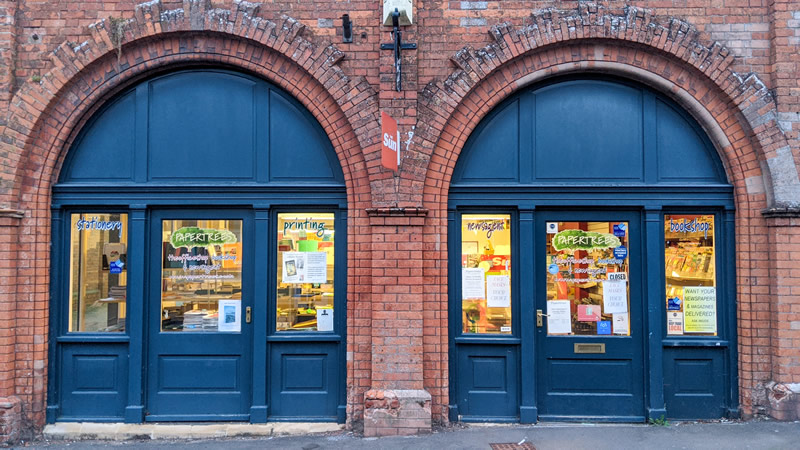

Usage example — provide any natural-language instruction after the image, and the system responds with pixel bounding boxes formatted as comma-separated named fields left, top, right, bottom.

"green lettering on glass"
left=552, top=230, right=621, bottom=252
left=170, top=227, right=237, bottom=249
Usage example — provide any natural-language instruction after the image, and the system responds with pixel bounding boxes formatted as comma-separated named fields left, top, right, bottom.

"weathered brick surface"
left=0, top=0, right=796, bottom=442
left=363, top=389, right=431, bottom=437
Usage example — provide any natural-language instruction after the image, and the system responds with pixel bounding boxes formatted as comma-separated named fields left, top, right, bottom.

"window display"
left=68, top=213, right=128, bottom=332
left=160, top=219, right=243, bottom=332
left=276, top=213, right=335, bottom=331
left=461, top=214, right=512, bottom=334
left=545, top=221, right=630, bottom=336
left=664, top=215, right=716, bottom=336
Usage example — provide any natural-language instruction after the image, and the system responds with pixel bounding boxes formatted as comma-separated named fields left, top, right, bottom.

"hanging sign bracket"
left=380, top=8, right=416, bottom=92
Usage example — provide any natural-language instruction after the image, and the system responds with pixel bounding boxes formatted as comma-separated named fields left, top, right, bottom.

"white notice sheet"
left=218, top=299, right=241, bottom=332
left=462, top=268, right=486, bottom=300
left=547, top=300, right=572, bottom=334
left=316, top=307, right=334, bottom=332
left=281, top=252, right=328, bottom=284
left=304, top=252, right=328, bottom=284
left=486, top=275, right=511, bottom=308
left=603, top=280, right=628, bottom=314
left=613, top=312, right=629, bottom=335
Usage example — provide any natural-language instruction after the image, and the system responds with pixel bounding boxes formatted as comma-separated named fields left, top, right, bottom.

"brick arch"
left=0, top=0, right=378, bottom=429
left=416, top=4, right=792, bottom=421
left=1, top=0, right=378, bottom=207
left=416, top=3, right=794, bottom=207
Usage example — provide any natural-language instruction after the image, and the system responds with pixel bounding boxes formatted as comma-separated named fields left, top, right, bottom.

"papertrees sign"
left=381, top=111, right=400, bottom=172
left=551, top=230, right=621, bottom=252
left=170, top=227, right=237, bottom=249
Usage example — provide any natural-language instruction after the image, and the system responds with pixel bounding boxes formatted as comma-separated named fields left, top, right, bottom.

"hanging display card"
left=547, top=300, right=572, bottom=334
left=486, top=275, right=510, bottom=308
left=612, top=312, right=629, bottom=335
left=316, top=307, right=334, bottom=332
left=683, top=286, right=717, bottom=333
left=462, top=268, right=486, bottom=300
left=602, top=280, right=628, bottom=314
left=281, top=252, right=327, bottom=284
left=578, top=304, right=601, bottom=322
left=217, top=299, right=241, bottom=332
left=667, top=311, right=684, bottom=335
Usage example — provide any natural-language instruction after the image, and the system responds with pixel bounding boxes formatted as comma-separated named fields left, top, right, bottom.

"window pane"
left=160, top=220, right=243, bottom=332
left=665, top=215, right=716, bottom=336
left=461, top=214, right=512, bottom=334
left=277, top=213, right=335, bottom=331
left=68, top=213, right=128, bottom=332
left=545, top=221, right=630, bottom=336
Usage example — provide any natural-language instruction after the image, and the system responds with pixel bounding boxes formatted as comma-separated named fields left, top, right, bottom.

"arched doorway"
left=48, top=69, right=347, bottom=423
left=448, top=77, right=737, bottom=422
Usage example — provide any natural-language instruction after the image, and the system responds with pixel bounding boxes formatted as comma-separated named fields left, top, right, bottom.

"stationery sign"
left=381, top=111, right=400, bottom=172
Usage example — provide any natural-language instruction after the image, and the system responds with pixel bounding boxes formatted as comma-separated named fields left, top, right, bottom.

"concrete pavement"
left=18, top=420, right=800, bottom=449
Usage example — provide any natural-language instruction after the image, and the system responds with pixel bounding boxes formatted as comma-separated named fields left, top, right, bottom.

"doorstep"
left=43, top=422, right=344, bottom=440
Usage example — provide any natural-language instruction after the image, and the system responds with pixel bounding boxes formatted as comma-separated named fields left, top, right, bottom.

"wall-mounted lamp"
left=382, top=0, right=413, bottom=26
left=341, top=14, right=353, bottom=43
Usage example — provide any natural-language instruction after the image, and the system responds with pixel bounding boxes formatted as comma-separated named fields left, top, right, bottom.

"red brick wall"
left=0, top=0, right=797, bottom=439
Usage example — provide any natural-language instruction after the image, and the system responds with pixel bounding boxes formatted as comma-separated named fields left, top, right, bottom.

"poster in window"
left=281, top=251, right=328, bottom=284
left=217, top=299, right=241, bottom=332
left=462, top=268, right=486, bottom=300
left=547, top=300, right=572, bottom=334
left=486, top=275, right=510, bottom=308
left=683, top=286, right=716, bottom=333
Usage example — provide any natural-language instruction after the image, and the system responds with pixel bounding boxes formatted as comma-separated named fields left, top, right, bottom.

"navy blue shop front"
left=449, top=78, right=738, bottom=423
left=48, top=69, right=347, bottom=423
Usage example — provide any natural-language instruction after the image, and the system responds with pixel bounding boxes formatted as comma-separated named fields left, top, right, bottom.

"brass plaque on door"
left=574, top=343, right=605, bottom=354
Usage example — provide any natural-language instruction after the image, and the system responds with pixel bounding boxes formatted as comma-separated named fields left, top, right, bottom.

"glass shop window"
left=664, top=215, right=717, bottom=336
left=160, top=219, right=243, bottom=332
left=276, top=213, right=335, bottom=332
left=68, top=213, right=128, bottom=332
left=545, top=221, right=630, bottom=336
left=461, top=214, right=512, bottom=334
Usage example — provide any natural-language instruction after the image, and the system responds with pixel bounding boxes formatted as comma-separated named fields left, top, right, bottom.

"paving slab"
left=41, top=422, right=345, bottom=441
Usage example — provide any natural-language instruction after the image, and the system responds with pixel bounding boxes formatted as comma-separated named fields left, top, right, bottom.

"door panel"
left=456, top=345, right=518, bottom=418
left=269, top=342, right=339, bottom=418
left=536, top=212, right=645, bottom=420
left=146, top=211, right=253, bottom=420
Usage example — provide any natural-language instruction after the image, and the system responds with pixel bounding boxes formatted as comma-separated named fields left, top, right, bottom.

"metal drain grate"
left=489, top=443, right=536, bottom=450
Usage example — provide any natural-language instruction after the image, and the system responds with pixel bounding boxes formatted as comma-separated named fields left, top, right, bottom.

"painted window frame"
left=661, top=209, right=731, bottom=342
left=268, top=206, right=347, bottom=338
left=58, top=207, right=132, bottom=337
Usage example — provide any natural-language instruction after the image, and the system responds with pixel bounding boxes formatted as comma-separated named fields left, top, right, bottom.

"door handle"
left=536, top=309, right=548, bottom=327
left=246, top=306, right=252, bottom=323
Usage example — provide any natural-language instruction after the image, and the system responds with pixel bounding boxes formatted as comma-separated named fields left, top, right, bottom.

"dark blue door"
left=146, top=210, right=254, bottom=420
left=535, top=211, right=644, bottom=420
left=451, top=210, right=521, bottom=421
